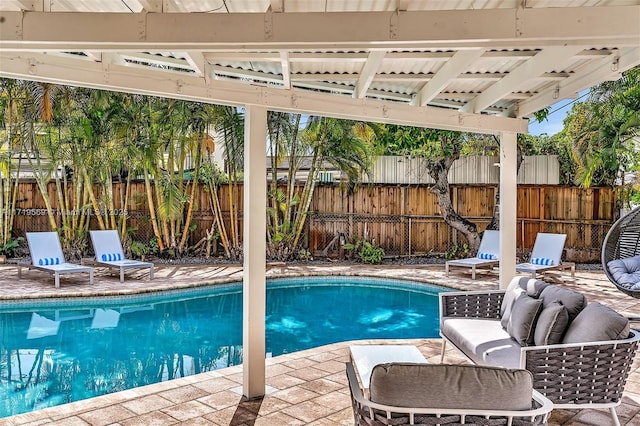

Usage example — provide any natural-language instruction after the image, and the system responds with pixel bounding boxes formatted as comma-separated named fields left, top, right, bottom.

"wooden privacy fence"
left=308, top=185, right=617, bottom=262
left=11, top=181, right=617, bottom=262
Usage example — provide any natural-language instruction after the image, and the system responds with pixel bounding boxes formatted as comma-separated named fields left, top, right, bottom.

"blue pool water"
left=0, top=276, right=448, bottom=418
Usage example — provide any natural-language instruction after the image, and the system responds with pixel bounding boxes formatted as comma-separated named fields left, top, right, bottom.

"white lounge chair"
left=18, top=232, right=94, bottom=288
left=516, top=232, right=567, bottom=278
left=89, top=230, right=154, bottom=283
left=445, top=230, right=500, bottom=280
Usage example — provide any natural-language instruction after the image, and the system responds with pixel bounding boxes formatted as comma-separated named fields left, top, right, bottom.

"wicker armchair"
left=346, top=361, right=553, bottom=426
left=440, top=290, right=640, bottom=426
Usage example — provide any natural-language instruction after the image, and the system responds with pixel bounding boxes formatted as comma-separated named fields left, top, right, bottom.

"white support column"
left=243, top=105, right=267, bottom=398
left=499, top=132, right=518, bottom=289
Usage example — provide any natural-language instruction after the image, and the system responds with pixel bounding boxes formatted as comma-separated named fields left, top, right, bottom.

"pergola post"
left=243, top=105, right=267, bottom=398
left=499, top=131, right=518, bottom=289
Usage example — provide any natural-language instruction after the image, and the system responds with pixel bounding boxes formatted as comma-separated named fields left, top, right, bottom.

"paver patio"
left=1, top=262, right=639, bottom=425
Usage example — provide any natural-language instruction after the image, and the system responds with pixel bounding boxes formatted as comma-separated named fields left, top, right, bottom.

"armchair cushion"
left=440, top=318, right=521, bottom=368
left=507, top=294, right=543, bottom=345
left=563, top=302, right=630, bottom=344
left=369, top=363, right=534, bottom=411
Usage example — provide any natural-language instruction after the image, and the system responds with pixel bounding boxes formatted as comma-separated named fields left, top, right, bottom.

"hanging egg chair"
left=602, top=206, right=640, bottom=298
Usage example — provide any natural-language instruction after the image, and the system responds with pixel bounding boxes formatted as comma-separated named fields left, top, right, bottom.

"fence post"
left=408, top=217, right=412, bottom=256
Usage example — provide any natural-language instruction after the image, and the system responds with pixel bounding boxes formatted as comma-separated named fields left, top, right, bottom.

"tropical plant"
left=567, top=66, right=640, bottom=191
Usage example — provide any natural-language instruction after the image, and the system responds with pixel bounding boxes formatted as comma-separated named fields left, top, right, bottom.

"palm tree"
left=290, top=117, right=375, bottom=254
left=569, top=66, right=640, bottom=190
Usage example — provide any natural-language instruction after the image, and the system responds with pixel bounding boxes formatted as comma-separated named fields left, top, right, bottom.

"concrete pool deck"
left=1, top=262, right=639, bottom=425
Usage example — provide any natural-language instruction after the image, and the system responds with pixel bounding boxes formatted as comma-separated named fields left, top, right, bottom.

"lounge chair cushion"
left=563, top=302, right=630, bottom=344
left=478, top=252, right=497, bottom=260
left=440, top=318, right=522, bottom=368
left=507, top=295, right=543, bottom=346
left=534, top=301, right=569, bottom=346
left=500, top=276, right=549, bottom=328
left=38, top=257, right=61, bottom=266
left=531, top=257, right=555, bottom=265
left=101, top=253, right=123, bottom=261
left=608, top=256, right=640, bottom=291
left=538, top=285, right=587, bottom=322
left=369, top=363, right=534, bottom=411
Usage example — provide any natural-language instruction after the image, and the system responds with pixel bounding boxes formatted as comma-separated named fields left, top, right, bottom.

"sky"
left=527, top=90, right=590, bottom=136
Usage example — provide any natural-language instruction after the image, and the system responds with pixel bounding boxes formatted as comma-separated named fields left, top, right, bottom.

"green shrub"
left=343, top=238, right=385, bottom=264
left=0, top=237, right=24, bottom=258
left=358, top=241, right=385, bottom=264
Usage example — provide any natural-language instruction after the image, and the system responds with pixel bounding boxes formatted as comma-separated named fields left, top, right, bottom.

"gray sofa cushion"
left=500, top=277, right=550, bottom=328
left=608, top=256, right=640, bottom=291
left=539, top=285, right=587, bottom=321
left=507, top=295, right=543, bottom=345
left=441, top=318, right=522, bottom=368
left=563, top=302, right=630, bottom=344
left=369, top=363, right=534, bottom=411
left=534, top=301, right=569, bottom=346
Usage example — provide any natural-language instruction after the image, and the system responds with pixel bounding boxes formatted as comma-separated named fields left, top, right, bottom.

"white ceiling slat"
left=119, top=52, right=193, bottom=70
left=211, top=65, right=285, bottom=85
left=0, top=53, right=527, bottom=134
left=414, top=49, right=485, bottom=106
left=2, top=7, right=638, bottom=50
left=518, top=47, right=640, bottom=118
left=354, top=51, right=386, bottom=99
left=461, top=46, right=585, bottom=114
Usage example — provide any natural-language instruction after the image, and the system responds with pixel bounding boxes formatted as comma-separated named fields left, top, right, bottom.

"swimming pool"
left=0, top=276, right=448, bottom=418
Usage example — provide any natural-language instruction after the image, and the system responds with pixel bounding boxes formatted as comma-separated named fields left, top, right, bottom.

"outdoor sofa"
left=439, top=276, right=640, bottom=426
left=347, top=361, right=553, bottom=426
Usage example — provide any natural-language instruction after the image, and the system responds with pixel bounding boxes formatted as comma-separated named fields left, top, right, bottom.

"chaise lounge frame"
left=18, top=231, right=94, bottom=289
left=445, top=229, right=500, bottom=280
left=439, top=290, right=640, bottom=426
left=88, top=230, right=154, bottom=283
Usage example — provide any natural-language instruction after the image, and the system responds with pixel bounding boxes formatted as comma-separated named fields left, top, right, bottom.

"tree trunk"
left=427, top=157, right=481, bottom=254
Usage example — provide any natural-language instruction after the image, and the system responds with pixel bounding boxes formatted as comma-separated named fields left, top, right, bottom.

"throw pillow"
left=563, top=302, right=630, bottom=344
left=538, top=285, right=587, bottom=322
left=534, top=301, right=569, bottom=346
left=500, top=277, right=549, bottom=329
left=507, top=294, right=543, bottom=346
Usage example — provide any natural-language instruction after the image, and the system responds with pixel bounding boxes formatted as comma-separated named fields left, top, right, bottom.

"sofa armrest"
left=520, top=329, right=640, bottom=406
left=439, top=290, right=505, bottom=319
left=346, top=362, right=553, bottom=425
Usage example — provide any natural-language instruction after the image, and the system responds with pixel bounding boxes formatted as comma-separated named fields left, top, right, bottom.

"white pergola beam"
left=280, top=51, right=291, bottom=89
left=354, top=51, right=386, bottom=99
left=136, top=0, right=163, bottom=13
left=2, top=7, right=638, bottom=50
left=270, top=0, right=285, bottom=13
left=0, top=53, right=528, bottom=134
left=243, top=105, right=267, bottom=399
left=461, top=46, right=584, bottom=113
left=182, top=52, right=206, bottom=76
left=518, top=47, right=640, bottom=118
left=499, top=132, right=518, bottom=289
left=414, top=49, right=485, bottom=106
